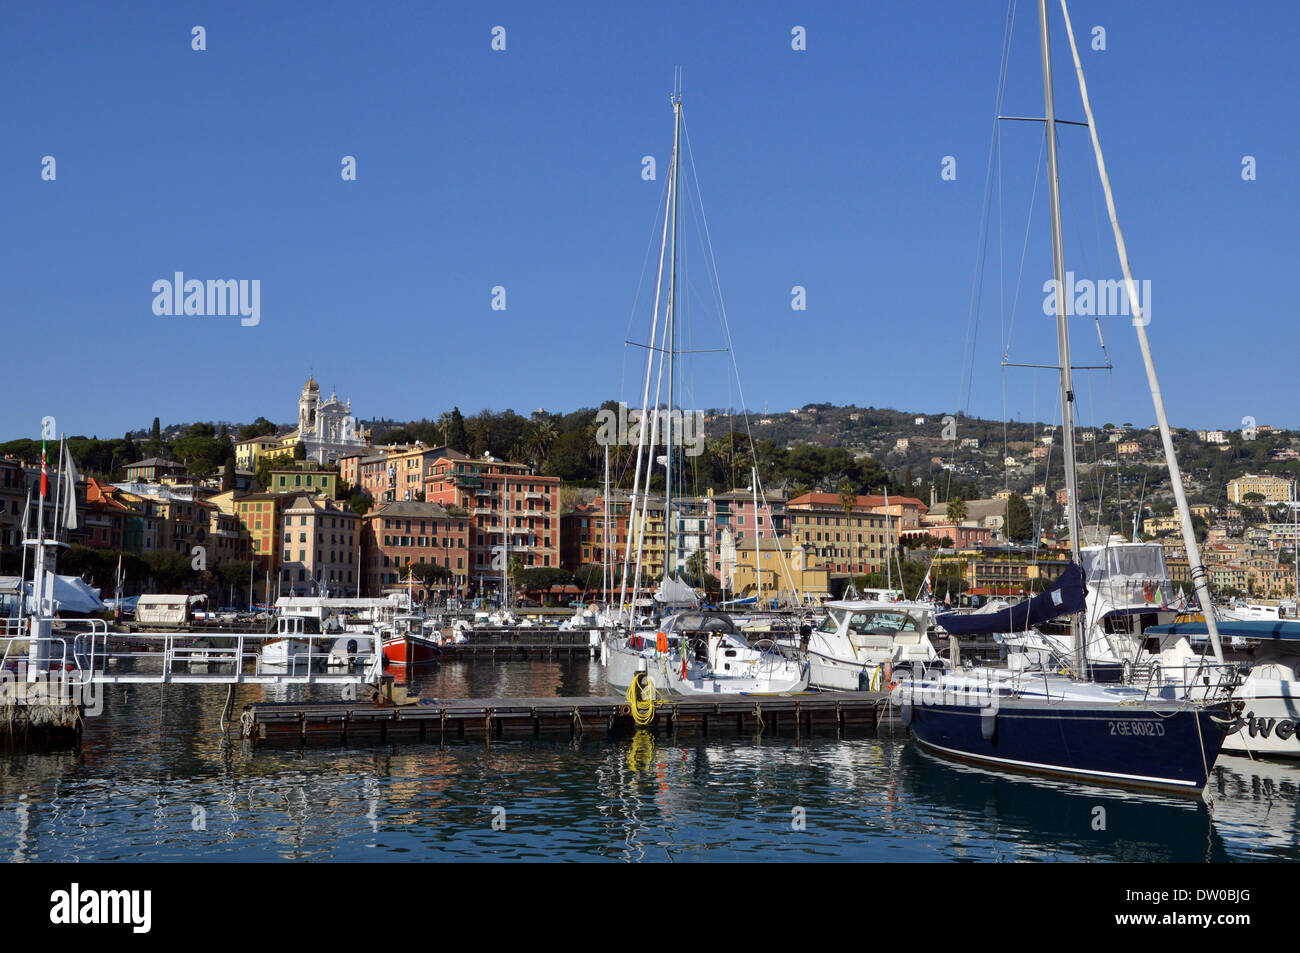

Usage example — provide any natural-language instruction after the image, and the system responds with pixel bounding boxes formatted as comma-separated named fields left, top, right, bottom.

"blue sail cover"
left=935, top=562, right=1087, bottom=636
left=1146, top=620, right=1300, bottom=642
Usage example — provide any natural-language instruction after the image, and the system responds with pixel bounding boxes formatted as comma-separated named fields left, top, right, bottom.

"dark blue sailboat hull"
left=904, top=698, right=1231, bottom=794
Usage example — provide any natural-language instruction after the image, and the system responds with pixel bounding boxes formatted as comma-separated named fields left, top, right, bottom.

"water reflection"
left=0, top=660, right=1294, bottom=861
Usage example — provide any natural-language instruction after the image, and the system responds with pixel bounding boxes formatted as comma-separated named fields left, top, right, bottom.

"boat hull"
left=606, top=640, right=808, bottom=695
left=381, top=636, right=441, bottom=665
left=665, top=660, right=810, bottom=696
left=904, top=697, right=1230, bottom=794
left=260, top=638, right=314, bottom=667
left=605, top=641, right=667, bottom=694
left=805, top=650, right=872, bottom=691
left=1222, top=686, right=1300, bottom=756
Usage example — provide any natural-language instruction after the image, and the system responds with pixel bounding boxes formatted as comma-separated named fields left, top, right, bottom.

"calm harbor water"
left=1, top=658, right=1297, bottom=862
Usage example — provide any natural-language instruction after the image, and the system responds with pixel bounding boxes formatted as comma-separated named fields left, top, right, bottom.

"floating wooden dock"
left=242, top=691, right=894, bottom=746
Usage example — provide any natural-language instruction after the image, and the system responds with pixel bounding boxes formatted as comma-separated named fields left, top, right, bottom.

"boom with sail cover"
left=934, top=562, right=1086, bottom=637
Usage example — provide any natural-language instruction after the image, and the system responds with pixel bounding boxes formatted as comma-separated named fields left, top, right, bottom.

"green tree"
left=515, top=566, right=574, bottom=603
left=150, top=418, right=161, bottom=442
left=222, top=458, right=236, bottom=492
left=145, top=550, right=194, bottom=591
left=293, top=441, right=307, bottom=461
left=446, top=407, right=468, bottom=452
left=237, top=417, right=278, bottom=440
left=410, top=562, right=453, bottom=587
left=1005, top=493, right=1033, bottom=541
left=214, top=559, right=257, bottom=604
left=573, top=563, right=606, bottom=593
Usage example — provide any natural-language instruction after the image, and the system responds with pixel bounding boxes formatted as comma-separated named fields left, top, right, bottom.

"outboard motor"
left=799, top=624, right=812, bottom=651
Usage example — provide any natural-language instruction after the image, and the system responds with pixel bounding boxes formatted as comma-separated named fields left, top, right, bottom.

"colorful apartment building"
left=706, top=488, right=788, bottom=580
left=0, top=458, right=26, bottom=547
left=1228, top=474, right=1294, bottom=505
left=784, top=492, right=899, bottom=576
left=421, top=450, right=560, bottom=577
left=561, top=496, right=631, bottom=578
left=211, top=492, right=282, bottom=572
left=278, top=494, right=360, bottom=596
left=360, top=500, right=471, bottom=596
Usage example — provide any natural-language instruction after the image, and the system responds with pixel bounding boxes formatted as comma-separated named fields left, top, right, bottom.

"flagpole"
left=16, top=488, right=30, bottom=626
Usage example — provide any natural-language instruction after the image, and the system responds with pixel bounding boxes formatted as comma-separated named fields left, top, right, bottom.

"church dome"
left=303, top=377, right=319, bottom=393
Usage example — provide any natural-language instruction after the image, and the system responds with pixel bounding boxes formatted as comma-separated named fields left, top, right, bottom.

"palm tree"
left=947, top=495, right=968, bottom=524
left=838, top=477, right=856, bottom=518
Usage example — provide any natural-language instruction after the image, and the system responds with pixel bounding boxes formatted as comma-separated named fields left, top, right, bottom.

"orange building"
left=422, top=450, right=560, bottom=580
left=361, top=500, right=471, bottom=596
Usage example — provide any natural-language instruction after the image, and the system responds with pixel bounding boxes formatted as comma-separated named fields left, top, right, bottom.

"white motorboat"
left=781, top=598, right=938, bottom=691
left=1142, top=619, right=1300, bottom=757
left=260, top=614, right=325, bottom=668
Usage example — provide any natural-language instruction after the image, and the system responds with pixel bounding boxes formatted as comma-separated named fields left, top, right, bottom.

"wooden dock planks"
left=243, top=691, right=892, bottom=746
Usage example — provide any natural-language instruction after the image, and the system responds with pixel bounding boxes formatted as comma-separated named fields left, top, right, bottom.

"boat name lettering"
left=1107, top=720, right=1165, bottom=737
left=1244, top=712, right=1297, bottom=741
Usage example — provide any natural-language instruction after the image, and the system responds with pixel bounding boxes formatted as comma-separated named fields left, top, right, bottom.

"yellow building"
left=268, top=467, right=338, bottom=500
left=210, top=490, right=282, bottom=571
left=732, top=537, right=829, bottom=602
left=236, top=435, right=293, bottom=471
left=1142, top=515, right=1183, bottom=536
left=1227, top=474, right=1294, bottom=505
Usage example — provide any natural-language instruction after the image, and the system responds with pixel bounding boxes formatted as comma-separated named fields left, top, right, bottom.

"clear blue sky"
left=3, top=0, right=1294, bottom=442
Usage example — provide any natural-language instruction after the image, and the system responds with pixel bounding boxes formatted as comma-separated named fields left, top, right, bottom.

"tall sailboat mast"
left=619, top=88, right=677, bottom=620
left=663, top=88, right=682, bottom=582
left=752, top=467, right=762, bottom=609
left=1037, top=0, right=1085, bottom=678
left=502, top=477, right=509, bottom=609
left=603, top=444, right=611, bottom=604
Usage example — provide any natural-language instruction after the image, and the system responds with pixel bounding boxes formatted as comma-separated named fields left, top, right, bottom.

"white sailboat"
left=604, top=82, right=807, bottom=697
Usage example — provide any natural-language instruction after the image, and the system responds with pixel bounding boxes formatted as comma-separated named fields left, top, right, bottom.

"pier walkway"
left=243, top=690, right=894, bottom=746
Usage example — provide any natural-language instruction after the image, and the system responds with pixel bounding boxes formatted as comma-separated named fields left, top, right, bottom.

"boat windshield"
left=847, top=610, right=917, bottom=635
left=818, top=609, right=845, bottom=634
left=667, top=612, right=738, bottom=636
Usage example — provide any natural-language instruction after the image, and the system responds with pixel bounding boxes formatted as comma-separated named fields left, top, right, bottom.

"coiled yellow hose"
left=627, top=671, right=661, bottom=726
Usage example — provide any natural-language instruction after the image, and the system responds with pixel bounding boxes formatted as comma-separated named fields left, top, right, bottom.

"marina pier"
left=242, top=690, right=894, bottom=746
